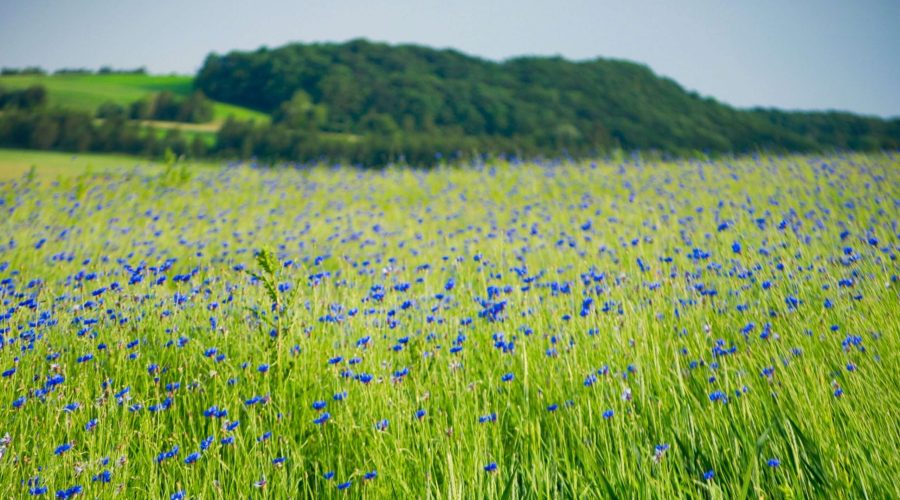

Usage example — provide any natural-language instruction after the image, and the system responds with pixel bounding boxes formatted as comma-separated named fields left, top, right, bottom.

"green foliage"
left=2, top=42, right=897, bottom=167
left=126, top=91, right=214, bottom=123
left=197, top=39, right=900, bottom=161
left=156, top=151, right=193, bottom=188
left=0, top=108, right=200, bottom=159
left=250, top=247, right=280, bottom=309
left=0, top=84, right=47, bottom=110
left=0, top=73, right=269, bottom=123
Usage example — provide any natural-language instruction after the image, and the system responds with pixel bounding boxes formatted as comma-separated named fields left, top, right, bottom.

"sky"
left=1, top=0, right=898, bottom=117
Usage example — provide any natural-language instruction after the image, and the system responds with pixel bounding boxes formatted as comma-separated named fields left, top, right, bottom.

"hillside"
left=1, top=41, right=897, bottom=165
left=0, top=73, right=269, bottom=124
left=196, top=39, right=899, bottom=155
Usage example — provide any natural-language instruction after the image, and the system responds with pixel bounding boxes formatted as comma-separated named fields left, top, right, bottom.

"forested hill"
left=196, top=39, right=899, bottom=155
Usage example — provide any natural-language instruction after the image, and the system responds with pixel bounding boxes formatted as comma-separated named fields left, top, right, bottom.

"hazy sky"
left=1, top=0, right=898, bottom=117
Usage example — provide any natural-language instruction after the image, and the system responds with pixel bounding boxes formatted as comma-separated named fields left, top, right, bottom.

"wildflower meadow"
left=0, top=153, right=898, bottom=498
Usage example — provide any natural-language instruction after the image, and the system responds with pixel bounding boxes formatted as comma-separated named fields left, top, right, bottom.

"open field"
left=0, top=148, right=222, bottom=181
left=0, top=73, right=269, bottom=124
left=0, top=152, right=898, bottom=498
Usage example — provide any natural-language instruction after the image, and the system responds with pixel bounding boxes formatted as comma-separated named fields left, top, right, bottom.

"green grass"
left=0, top=73, right=269, bottom=123
left=0, top=148, right=219, bottom=180
left=0, top=152, right=898, bottom=498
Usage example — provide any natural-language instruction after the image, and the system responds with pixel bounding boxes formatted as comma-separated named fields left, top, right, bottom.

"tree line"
left=2, top=40, right=898, bottom=166
left=96, top=91, right=213, bottom=123
left=1, top=66, right=147, bottom=76
left=0, top=85, right=207, bottom=157
left=196, top=39, right=899, bottom=159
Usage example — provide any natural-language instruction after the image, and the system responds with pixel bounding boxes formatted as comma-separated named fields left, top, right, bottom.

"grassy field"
left=0, top=73, right=269, bottom=124
left=0, top=148, right=222, bottom=181
left=0, top=152, right=898, bottom=498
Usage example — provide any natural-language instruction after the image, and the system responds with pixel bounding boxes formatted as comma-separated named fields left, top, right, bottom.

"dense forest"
left=196, top=39, right=899, bottom=160
left=2, top=39, right=898, bottom=165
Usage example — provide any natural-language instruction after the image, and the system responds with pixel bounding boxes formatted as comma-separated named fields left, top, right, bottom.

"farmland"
left=0, top=151, right=898, bottom=498
left=0, top=73, right=269, bottom=124
left=0, top=149, right=220, bottom=181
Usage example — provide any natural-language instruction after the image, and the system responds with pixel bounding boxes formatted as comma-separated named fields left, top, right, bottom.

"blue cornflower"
left=54, top=442, right=72, bottom=456
left=56, top=485, right=83, bottom=499
left=324, top=471, right=335, bottom=480
left=785, top=296, right=800, bottom=310
left=767, top=458, right=780, bottom=468
left=709, top=390, right=727, bottom=403
left=484, top=462, right=498, bottom=473
left=56, top=484, right=84, bottom=498
left=156, top=445, right=179, bottom=463
left=653, top=444, right=669, bottom=462
left=337, top=481, right=352, bottom=490
left=203, top=405, right=227, bottom=418
left=92, top=470, right=112, bottom=483
left=184, top=452, right=201, bottom=465
left=478, top=413, right=497, bottom=423
left=703, top=469, right=714, bottom=481
left=501, top=372, right=514, bottom=382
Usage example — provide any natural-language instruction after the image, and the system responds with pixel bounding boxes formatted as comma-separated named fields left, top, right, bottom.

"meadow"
left=0, top=150, right=898, bottom=498
left=0, top=149, right=220, bottom=182
left=0, top=73, right=268, bottom=124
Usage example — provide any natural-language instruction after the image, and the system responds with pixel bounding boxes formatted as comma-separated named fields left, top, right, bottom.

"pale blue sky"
left=1, top=0, right=897, bottom=117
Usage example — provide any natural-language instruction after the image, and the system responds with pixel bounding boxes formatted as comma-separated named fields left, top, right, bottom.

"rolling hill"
left=196, top=39, right=899, bottom=155
left=0, top=73, right=269, bottom=125
left=1, top=40, right=897, bottom=165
